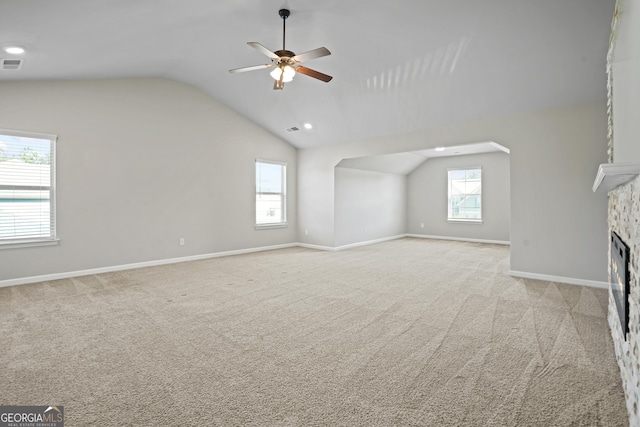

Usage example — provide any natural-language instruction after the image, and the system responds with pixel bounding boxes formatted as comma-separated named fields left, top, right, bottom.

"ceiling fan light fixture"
left=270, top=64, right=295, bottom=82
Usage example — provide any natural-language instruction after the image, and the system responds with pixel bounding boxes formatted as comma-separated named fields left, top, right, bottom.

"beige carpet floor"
left=0, top=238, right=627, bottom=426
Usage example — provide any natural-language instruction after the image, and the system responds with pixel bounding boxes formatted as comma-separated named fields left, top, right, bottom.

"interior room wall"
left=298, top=101, right=608, bottom=283
left=0, top=78, right=297, bottom=283
left=297, top=150, right=335, bottom=248
left=407, top=151, right=510, bottom=242
left=334, top=167, right=406, bottom=247
left=611, top=0, right=640, bottom=164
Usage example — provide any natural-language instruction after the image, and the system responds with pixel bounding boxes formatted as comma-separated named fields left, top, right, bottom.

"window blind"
left=0, top=130, right=56, bottom=243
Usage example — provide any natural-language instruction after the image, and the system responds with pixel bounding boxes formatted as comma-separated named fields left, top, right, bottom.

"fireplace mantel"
left=593, top=163, right=640, bottom=193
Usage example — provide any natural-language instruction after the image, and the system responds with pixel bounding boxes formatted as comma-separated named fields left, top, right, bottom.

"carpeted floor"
left=0, top=238, right=627, bottom=426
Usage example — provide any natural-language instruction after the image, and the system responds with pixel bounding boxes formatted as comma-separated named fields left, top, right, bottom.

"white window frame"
left=0, top=128, right=59, bottom=249
left=255, top=159, right=287, bottom=229
left=447, top=166, right=482, bottom=223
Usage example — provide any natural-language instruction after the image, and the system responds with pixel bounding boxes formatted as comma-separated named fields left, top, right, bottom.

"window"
left=256, top=160, right=286, bottom=227
left=448, top=167, right=481, bottom=222
left=0, top=129, right=57, bottom=246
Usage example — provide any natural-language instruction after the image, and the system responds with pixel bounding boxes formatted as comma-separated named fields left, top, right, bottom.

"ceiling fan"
left=229, top=9, right=332, bottom=90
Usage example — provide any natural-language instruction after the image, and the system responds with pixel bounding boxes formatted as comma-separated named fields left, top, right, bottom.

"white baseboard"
left=297, top=242, right=337, bottom=251
left=508, top=270, right=608, bottom=289
left=406, top=233, right=510, bottom=246
left=0, top=243, right=298, bottom=288
left=298, top=234, right=408, bottom=252
left=334, top=234, right=407, bottom=251
left=1, top=239, right=607, bottom=292
left=0, top=235, right=409, bottom=287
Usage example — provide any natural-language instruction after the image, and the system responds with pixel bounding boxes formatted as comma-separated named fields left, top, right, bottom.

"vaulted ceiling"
left=0, top=0, right=614, bottom=149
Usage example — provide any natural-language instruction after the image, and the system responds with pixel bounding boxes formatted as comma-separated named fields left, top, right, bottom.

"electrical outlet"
left=179, top=238, right=185, bottom=246
left=304, top=229, right=309, bottom=235
left=420, top=223, right=425, bottom=228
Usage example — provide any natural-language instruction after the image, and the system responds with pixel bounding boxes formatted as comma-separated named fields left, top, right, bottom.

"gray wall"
left=611, top=0, right=640, bottom=164
left=0, top=78, right=297, bottom=281
left=407, top=151, right=510, bottom=242
left=334, top=167, right=406, bottom=247
left=298, top=101, right=608, bottom=282
left=0, top=78, right=610, bottom=285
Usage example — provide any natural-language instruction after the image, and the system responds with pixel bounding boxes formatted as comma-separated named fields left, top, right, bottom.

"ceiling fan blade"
left=229, top=64, right=273, bottom=74
left=292, top=47, right=331, bottom=63
left=295, top=66, right=333, bottom=82
left=247, top=42, right=280, bottom=60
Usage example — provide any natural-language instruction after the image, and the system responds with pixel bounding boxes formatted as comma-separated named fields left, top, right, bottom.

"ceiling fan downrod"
left=274, top=9, right=295, bottom=59
left=279, top=9, right=290, bottom=51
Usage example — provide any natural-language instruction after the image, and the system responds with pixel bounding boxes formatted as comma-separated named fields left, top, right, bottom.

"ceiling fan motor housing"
left=279, top=9, right=290, bottom=19
left=274, top=50, right=296, bottom=62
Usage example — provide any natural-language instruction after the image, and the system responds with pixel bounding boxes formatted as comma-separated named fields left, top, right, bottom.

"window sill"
left=255, top=223, right=288, bottom=230
left=447, top=219, right=483, bottom=224
left=0, top=238, right=60, bottom=250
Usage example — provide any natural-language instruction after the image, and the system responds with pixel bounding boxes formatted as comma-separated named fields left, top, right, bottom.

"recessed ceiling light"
left=4, top=46, right=25, bottom=54
left=435, top=147, right=445, bottom=152
left=303, top=123, right=313, bottom=130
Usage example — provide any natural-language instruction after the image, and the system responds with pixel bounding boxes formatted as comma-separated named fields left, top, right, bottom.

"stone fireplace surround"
left=609, top=176, right=640, bottom=426
left=606, top=1, right=640, bottom=425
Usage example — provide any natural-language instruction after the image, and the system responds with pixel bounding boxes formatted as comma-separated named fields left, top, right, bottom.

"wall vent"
left=286, top=127, right=300, bottom=132
left=1, top=58, right=24, bottom=70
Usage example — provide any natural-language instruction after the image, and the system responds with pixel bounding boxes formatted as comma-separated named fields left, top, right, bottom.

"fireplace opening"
left=611, top=231, right=630, bottom=339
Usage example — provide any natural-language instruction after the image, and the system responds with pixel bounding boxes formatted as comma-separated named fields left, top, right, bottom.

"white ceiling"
left=0, top=0, right=613, bottom=149
left=337, top=141, right=509, bottom=175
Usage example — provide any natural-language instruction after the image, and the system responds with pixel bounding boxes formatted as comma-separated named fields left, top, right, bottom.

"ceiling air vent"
left=1, top=58, right=24, bottom=70
left=286, top=127, right=300, bottom=132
